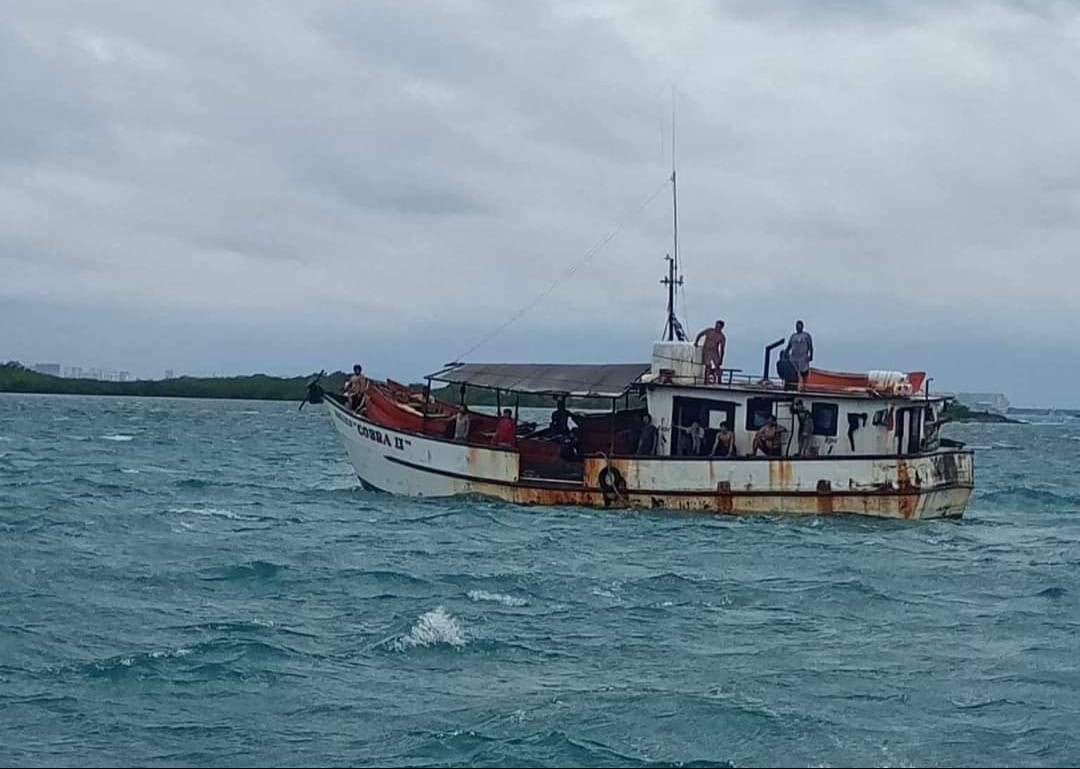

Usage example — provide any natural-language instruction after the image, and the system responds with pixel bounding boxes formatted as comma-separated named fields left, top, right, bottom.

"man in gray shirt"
left=785, top=320, right=814, bottom=386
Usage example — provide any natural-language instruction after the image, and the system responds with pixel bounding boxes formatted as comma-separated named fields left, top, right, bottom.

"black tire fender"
left=597, top=466, right=624, bottom=494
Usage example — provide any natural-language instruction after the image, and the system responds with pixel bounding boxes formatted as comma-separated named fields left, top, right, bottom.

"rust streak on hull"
left=458, top=481, right=972, bottom=520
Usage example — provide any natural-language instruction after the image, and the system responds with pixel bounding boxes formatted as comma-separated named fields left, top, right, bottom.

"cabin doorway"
left=895, top=407, right=923, bottom=455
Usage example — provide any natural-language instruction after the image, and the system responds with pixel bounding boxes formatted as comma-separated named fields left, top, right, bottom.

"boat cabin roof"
left=427, top=362, right=651, bottom=398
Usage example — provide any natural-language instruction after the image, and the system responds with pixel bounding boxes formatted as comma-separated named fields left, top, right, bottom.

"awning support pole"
left=609, top=397, right=617, bottom=455
left=422, top=377, right=431, bottom=432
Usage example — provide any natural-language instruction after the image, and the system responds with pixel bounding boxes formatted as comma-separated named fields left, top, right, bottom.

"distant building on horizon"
left=951, top=392, right=1011, bottom=415
left=164, top=369, right=175, bottom=379
left=33, top=363, right=61, bottom=376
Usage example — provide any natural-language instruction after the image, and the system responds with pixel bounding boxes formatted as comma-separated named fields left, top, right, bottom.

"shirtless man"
left=695, top=321, right=726, bottom=385
left=753, top=415, right=787, bottom=457
left=711, top=422, right=737, bottom=457
left=344, top=364, right=368, bottom=411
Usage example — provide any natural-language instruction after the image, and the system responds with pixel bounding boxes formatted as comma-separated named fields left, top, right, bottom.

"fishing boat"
left=308, top=162, right=973, bottom=519
left=313, top=345, right=972, bottom=520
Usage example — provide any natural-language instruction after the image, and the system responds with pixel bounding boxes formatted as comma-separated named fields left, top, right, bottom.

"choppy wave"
left=99, top=434, right=135, bottom=442
left=200, top=560, right=288, bottom=581
left=978, top=487, right=1080, bottom=508
left=168, top=505, right=249, bottom=521
left=392, top=607, right=466, bottom=650
left=466, top=589, right=528, bottom=607
left=1036, top=586, right=1067, bottom=599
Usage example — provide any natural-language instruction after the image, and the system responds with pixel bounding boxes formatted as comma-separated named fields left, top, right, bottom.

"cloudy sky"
left=3, top=1, right=1078, bottom=405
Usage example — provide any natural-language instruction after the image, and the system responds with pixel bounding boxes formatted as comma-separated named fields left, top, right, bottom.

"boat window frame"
left=811, top=402, right=840, bottom=437
left=746, top=397, right=775, bottom=432
left=671, top=395, right=740, bottom=457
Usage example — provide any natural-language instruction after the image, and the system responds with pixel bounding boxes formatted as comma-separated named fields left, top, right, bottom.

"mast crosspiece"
left=661, top=254, right=686, bottom=342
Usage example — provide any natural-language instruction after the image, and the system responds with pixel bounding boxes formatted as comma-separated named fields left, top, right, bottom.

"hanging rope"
left=451, top=176, right=671, bottom=363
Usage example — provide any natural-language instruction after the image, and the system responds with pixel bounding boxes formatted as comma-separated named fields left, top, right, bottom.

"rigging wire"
left=450, top=176, right=672, bottom=363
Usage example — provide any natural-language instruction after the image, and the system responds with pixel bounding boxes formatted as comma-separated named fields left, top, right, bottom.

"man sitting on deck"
left=752, top=415, right=787, bottom=457
left=549, top=397, right=576, bottom=437
left=493, top=409, right=516, bottom=447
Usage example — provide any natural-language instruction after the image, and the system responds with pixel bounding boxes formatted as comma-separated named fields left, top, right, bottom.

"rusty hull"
left=458, top=451, right=973, bottom=520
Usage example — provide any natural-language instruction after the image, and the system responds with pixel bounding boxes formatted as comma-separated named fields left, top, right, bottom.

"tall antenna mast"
left=660, top=88, right=687, bottom=342
left=671, top=88, right=679, bottom=285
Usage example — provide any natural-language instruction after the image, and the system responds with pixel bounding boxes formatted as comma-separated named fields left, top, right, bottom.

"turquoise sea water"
left=2, top=393, right=1080, bottom=767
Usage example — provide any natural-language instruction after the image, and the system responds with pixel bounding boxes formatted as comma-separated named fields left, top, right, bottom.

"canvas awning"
left=427, top=362, right=650, bottom=398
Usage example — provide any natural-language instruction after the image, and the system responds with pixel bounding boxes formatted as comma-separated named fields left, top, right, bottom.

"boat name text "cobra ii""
left=334, top=409, right=411, bottom=451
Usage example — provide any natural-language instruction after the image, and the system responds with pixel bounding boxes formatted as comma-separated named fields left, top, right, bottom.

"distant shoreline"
left=942, top=402, right=1021, bottom=424
left=0, top=363, right=346, bottom=402
left=0, top=364, right=618, bottom=408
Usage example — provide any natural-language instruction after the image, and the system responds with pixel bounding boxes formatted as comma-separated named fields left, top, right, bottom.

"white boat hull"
left=325, top=398, right=974, bottom=520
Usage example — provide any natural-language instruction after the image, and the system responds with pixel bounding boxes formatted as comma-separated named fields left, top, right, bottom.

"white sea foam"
left=121, top=468, right=140, bottom=474
left=149, top=647, right=193, bottom=659
left=100, top=434, right=134, bottom=442
left=168, top=506, right=242, bottom=520
left=393, top=606, right=465, bottom=650
left=467, top=589, right=528, bottom=607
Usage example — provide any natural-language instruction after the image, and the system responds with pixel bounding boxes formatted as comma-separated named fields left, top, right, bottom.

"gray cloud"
left=2, top=0, right=1079, bottom=404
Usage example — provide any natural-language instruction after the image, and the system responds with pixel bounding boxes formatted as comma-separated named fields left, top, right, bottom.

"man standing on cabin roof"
left=785, top=321, right=814, bottom=388
left=493, top=409, right=515, bottom=447
left=695, top=321, right=726, bottom=385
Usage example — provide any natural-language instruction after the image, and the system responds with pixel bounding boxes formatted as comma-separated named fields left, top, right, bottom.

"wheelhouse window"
left=746, top=398, right=774, bottom=431
left=672, top=396, right=738, bottom=457
left=811, top=402, right=839, bottom=436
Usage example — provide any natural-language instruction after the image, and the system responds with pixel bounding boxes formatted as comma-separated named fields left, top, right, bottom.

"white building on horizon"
left=951, top=392, right=1011, bottom=415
